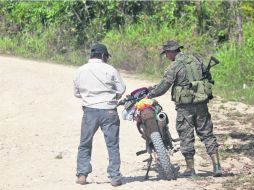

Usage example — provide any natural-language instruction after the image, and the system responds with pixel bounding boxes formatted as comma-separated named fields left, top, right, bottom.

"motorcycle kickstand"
left=145, top=155, right=153, bottom=180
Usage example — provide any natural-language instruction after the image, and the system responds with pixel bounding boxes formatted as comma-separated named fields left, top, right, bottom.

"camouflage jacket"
left=148, top=52, right=208, bottom=101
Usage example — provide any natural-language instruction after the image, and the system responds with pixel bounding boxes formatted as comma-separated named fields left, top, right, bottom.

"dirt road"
left=1, top=56, right=253, bottom=190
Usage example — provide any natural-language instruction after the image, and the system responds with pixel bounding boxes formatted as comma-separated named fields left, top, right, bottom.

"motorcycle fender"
left=140, top=109, right=159, bottom=138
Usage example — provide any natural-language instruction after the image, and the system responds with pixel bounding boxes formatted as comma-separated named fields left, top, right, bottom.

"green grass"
left=219, top=145, right=233, bottom=160
left=213, top=22, right=254, bottom=104
left=0, top=37, right=18, bottom=53
left=104, top=21, right=254, bottom=104
left=0, top=20, right=253, bottom=104
left=103, top=21, right=211, bottom=77
left=0, top=28, right=87, bottom=66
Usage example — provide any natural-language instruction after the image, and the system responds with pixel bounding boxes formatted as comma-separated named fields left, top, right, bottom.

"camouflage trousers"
left=175, top=103, right=218, bottom=159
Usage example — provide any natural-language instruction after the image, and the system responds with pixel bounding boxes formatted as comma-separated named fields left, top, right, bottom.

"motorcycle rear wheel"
left=150, top=131, right=177, bottom=180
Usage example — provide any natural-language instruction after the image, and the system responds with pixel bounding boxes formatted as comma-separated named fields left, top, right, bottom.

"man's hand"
left=117, top=98, right=126, bottom=107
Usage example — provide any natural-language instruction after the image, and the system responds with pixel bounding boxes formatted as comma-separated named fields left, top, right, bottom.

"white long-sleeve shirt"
left=73, top=58, right=126, bottom=109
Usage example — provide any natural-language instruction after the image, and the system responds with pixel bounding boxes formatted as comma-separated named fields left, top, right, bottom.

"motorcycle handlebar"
left=117, top=96, right=138, bottom=106
left=117, top=87, right=152, bottom=107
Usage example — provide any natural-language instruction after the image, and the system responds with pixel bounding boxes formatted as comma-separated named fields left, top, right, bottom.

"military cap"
left=160, top=40, right=184, bottom=54
left=91, top=43, right=111, bottom=57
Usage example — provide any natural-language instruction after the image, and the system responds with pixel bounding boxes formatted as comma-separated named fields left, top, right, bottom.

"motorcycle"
left=118, top=87, right=179, bottom=180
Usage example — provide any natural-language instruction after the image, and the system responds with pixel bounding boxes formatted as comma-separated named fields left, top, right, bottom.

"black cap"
left=91, top=43, right=111, bottom=57
left=160, top=40, right=183, bottom=55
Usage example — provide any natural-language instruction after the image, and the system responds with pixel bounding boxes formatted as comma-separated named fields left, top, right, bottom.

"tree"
left=229, top=0, right=243, bottom=45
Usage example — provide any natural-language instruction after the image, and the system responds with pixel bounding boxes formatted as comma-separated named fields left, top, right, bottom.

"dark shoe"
left=210, top=152, right=222, bottom=177
left=76, top=175, right=87, bottom=185
left=110, top=179, right=122, bottom=187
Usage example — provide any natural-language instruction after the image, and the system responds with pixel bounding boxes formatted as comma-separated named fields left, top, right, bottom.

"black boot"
left=180, top=158, right=196, bottom=177
left=210, top=152, right=222, bottom=177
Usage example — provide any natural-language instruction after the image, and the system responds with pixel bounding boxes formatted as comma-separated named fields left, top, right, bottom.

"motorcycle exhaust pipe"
left=156, top=112, right=168, bottom=128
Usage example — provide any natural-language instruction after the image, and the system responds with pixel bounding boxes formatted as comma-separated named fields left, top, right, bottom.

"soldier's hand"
left=147, top=85, right=157, bottom=99
left=147, top=86, right=153, bottom=92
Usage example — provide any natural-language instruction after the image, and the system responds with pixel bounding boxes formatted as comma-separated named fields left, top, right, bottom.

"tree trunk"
left=195, top=1, right=202, bottom=35
left=236, top=7, right=243, bottom=45
left=229, top=0, right=243, bottom=45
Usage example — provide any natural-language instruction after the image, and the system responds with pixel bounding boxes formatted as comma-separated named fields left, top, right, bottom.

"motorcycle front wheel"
left=150, top=131, right=178, bottom=180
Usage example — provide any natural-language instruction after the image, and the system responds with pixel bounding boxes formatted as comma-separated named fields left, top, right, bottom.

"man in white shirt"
left=74, top=43, right=126, bottom=186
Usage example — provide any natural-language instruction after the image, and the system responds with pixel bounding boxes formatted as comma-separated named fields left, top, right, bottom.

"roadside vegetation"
left=0, top=1, right=253, bottom=104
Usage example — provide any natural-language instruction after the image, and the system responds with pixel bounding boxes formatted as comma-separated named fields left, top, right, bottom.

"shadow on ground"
left=229, top=131, right=254, bottom=141
left=197, top=170, right=235, bottom=177
left=216, top=132, right=254, bottom=157
left=225, top=141, right=254, bottom=157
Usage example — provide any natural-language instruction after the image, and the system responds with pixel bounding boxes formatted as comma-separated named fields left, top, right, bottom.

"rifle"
left=202, top=56, right=220, bottom=84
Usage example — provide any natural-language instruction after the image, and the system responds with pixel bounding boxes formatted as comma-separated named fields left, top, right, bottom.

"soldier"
left=147, top=40, right=222, bottom=177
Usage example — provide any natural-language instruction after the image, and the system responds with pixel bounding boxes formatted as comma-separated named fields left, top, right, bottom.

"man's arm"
left=148, top=66, right=175, bottom=99
left=73, top=71, right=82, bottom=98
left=113, top=69, right=126, bottom=100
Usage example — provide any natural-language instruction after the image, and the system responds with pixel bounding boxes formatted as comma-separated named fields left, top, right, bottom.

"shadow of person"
left=120, top=159, right=181, bottom=184
left=122, top=175, right=160, bottom=184
left=216, top=132, right=254, bottom=157
left=121, top=164, right=164, bottom=184
left=197, top=170, right=235, bottom=177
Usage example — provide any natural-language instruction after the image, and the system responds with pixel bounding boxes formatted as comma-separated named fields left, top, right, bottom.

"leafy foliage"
left=0, top=0, right=253, bottom=103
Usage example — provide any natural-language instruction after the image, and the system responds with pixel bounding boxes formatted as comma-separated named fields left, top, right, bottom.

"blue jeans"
left=76, top=107, right=121, bottom=181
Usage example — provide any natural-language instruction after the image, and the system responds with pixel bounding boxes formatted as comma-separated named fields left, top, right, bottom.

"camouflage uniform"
left=148, top=52, right=218, bottom=159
